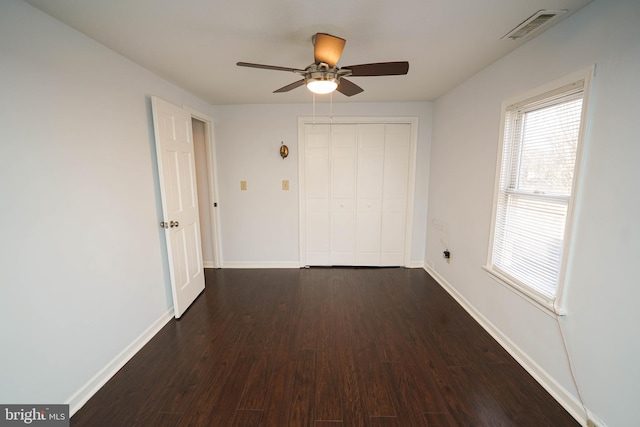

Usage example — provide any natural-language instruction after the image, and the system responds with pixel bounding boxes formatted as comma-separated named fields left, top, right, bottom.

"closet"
left=300, top=120, right=415, bottom=267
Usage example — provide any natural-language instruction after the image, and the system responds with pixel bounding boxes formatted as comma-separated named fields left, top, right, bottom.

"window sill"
left=481, top=265, right=565, bottom=317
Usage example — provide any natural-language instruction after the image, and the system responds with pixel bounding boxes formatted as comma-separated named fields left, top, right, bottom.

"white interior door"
left=151, top=96, right=205, bottom=318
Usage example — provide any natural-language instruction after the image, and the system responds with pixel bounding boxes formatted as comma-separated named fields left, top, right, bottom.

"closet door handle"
left=170, top=221, right=179, bottom=228
left=160, top=221, right=169, bottom=229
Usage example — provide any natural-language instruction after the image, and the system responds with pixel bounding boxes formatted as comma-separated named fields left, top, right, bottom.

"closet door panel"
left=381, top=124, right=411, bottom=264
left=355, top=211, right=381, bottom=265
left=380, top=213, right=406, bottom=265
left=332, top=157, right=356, bottom=199
left=330, top=125, right=357, bottom=265
left=331, top=211, right=355, bottom=265
left=356, top=124, right=385, bottom=199
left=306, top=157, right=330, bottom=198
left=382, top=124, right=411, bottom=199
left=306, top=213, right=331, bottom=265
left=304, top=125, right=330, bottom=265
left=355, top=125, right=384, bottom=265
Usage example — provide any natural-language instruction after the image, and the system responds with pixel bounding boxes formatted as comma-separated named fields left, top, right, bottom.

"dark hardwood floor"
left=72, top=268, right=579, bottom=426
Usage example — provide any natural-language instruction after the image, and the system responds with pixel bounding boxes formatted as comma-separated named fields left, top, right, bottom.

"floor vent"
left=503, top=9, right=567, bottom=40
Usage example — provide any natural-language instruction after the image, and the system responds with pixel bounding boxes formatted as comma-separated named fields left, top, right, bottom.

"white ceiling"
left=24, top=0, right=592, bottom=105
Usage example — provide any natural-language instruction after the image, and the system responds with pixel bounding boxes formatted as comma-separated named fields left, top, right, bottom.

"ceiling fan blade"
left=274, top=79, right=305, bottom=93
left=337, top=78, right=364, bottom=97
left=313, top=33, right=346, bottom=67
left=237, top=62, right=303, bottom=73
left=342, top=61, right=409, bottom=76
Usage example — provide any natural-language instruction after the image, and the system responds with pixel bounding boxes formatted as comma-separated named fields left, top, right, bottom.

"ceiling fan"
left=237, top=33, right=409, bottom=97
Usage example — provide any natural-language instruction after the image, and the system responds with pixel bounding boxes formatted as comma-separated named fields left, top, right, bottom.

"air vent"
left=503, top=9, right=567, bottom=40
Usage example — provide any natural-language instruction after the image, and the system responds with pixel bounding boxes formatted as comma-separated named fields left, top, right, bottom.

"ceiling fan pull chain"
left=330, top=91, right=333, bottom=124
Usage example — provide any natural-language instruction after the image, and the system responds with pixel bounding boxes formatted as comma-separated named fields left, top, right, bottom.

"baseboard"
left=408, top=260, right=426, bottom=268
left=423, top=265, right=587, bottom=425
left=203, top=261, right=215, bottom=268
left=222, top=261, right=425, bottom=269
left=586, top=411, right=607, bottom=427
left=222, top=261, right=301, bottom=269
left=65, top=308, right=174, bottom=416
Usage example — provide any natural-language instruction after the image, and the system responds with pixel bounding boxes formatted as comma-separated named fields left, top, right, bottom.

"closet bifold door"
left=355, top=124, right=385, bottom=266
left=330, top=124, right=358, bottom=265
left=303, top=124, right=331, bottom=265
left=380, top=124, right=411, bottom=266
left=302, top=121, right=411, bottom=267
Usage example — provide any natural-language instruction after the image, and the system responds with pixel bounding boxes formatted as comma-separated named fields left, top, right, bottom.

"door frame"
left=184, top=106, right=223, bottom=268
left=297, top=116, right=419, bottom=267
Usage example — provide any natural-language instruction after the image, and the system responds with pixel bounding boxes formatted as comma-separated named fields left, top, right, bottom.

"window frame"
left=485, top=67, right=594, bottom=315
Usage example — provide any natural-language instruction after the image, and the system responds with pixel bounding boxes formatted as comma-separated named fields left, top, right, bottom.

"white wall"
left=211, top=101, right=432, bottom=267
left=0, top=1, right=210, bottom=409
left=426, top=0, right=640, bottom=425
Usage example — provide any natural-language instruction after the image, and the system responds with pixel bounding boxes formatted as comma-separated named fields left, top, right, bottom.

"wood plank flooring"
left=71, top=268, right=580, bottom=426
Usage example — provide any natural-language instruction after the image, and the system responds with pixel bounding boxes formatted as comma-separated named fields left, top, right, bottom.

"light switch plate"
left=240, top=180, right=247, bottom=191
left=282, top=180, right=289, bottom=190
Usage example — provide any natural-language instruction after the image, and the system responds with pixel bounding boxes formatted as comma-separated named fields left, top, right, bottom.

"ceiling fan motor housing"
left=304, top=63, right=347, bottom=94
left=306, top=65, right=335, bottom=80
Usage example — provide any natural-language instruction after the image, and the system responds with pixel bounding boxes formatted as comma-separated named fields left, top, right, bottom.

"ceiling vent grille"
left=503, top=9, right=567, bottom=40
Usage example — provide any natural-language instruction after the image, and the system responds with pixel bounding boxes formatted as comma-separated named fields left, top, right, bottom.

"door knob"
left=170, top=221, right=179, bottom=228
left=160, top=221, right=169, bottom=229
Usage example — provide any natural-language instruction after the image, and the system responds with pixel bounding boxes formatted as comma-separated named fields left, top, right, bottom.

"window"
left=487, top=71, right=591, bottom=313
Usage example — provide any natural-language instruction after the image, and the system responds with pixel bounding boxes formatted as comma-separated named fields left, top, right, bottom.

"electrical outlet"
left=240, top=180, right=247, bottom=191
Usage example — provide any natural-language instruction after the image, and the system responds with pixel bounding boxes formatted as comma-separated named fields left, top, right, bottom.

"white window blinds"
left=490, top=81, right=585, bottom=303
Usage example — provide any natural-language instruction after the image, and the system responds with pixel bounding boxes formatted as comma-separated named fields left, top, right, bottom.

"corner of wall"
left=422, top=265, right=587, bottom=425
left=66, top=309, right=174, bottom=416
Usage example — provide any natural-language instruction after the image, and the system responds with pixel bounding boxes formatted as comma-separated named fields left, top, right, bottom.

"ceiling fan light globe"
left=306, top=79, right=338, bottom=94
